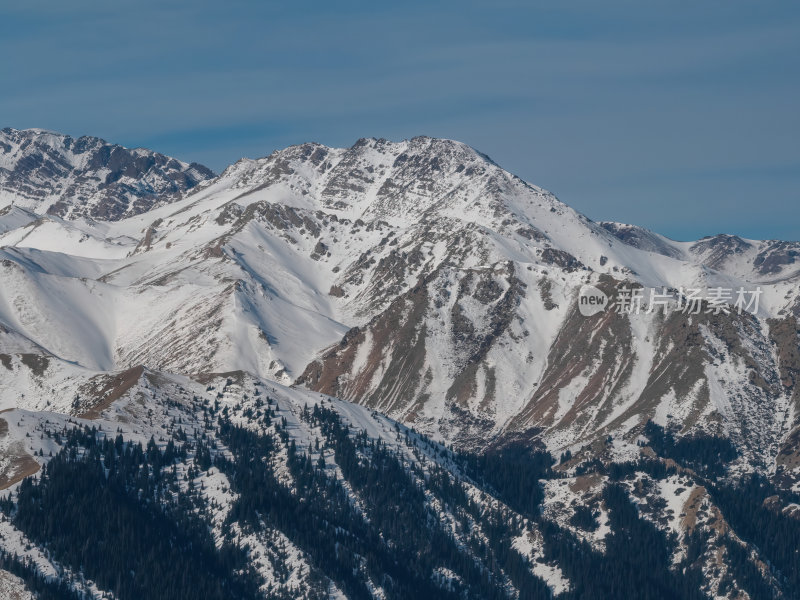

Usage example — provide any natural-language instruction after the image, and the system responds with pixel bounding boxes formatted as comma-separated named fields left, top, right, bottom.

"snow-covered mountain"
left=4, top=135, right=798, bottom=455
left=0, top=128, right=214, bottom=220
left=0, top=366, right=794, bottom=599
left=1, top=130, right=799, bottom=599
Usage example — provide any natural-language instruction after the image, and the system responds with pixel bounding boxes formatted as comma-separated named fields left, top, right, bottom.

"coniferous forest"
left=0, top=400, right=798, bottom=600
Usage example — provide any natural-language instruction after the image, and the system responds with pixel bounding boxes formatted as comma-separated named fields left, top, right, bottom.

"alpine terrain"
left=0, top=127, right=798, bottom=599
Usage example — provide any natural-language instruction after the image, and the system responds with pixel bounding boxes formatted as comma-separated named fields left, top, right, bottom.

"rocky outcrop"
left=0, top=128, right=214, bottom=220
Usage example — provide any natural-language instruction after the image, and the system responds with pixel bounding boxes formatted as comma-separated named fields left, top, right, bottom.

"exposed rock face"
left=689, top=234, right=753, bottom=270
left=0, top=128, right=214, bottom=220
left=755, top=241, right=800, bottom=275
left=599, top=221, right=684, bottom=259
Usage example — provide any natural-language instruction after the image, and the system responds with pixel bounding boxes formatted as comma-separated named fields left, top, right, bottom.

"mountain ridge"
left=0, top=127, right=215, bottom=221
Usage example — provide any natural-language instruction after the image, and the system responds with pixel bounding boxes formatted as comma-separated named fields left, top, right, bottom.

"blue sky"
left=2, top=1, right=798, bottom=241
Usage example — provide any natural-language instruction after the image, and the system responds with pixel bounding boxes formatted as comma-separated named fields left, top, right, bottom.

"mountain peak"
left=208, top=134, right=531, bottom=230
left=0, top=127, right=215, bottom=221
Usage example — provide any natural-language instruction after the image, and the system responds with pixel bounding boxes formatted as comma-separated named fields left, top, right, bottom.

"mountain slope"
left=1, top=365, right=795, bottom=599
left=0, top=134, right=798, bottom=464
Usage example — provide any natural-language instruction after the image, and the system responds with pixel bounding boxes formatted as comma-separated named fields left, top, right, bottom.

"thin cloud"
left=1, top=0, right=797, bottom=240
